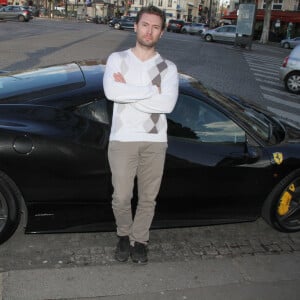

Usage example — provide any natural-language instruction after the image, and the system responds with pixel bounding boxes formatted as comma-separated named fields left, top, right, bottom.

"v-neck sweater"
left=103, top=49, right=179, bottom=142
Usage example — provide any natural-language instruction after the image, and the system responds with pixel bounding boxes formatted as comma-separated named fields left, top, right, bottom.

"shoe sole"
left=115, top=254, right=130, bottom=262
left=130, top=255, right=148, bottom=264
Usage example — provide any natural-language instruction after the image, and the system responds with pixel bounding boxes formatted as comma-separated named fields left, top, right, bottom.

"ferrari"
left=0, top=60, right=300, bottom=245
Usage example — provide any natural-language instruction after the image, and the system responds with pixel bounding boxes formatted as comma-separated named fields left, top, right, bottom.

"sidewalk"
left=1, top=252, right=300, bottom=300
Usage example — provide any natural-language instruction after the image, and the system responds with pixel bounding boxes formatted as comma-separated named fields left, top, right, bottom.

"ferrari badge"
left=273, top=152, right=283, bottom=165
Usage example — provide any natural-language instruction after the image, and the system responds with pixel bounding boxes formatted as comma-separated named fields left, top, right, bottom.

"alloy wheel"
left=285, top=72, right=300, bottom=94
left=276, top=177, right=300, bottom=231
left=0, top=193, right=8, bottom=233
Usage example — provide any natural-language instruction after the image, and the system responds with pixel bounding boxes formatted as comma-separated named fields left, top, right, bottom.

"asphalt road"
left=1, top=17, right=300, bottom=300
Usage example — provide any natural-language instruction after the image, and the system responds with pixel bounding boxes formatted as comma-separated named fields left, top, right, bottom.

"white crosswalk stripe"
left=243, top=52, right=300, bottom=126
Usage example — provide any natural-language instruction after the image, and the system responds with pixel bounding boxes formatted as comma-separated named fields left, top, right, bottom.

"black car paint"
left=0, top=61, right=300, bottom=238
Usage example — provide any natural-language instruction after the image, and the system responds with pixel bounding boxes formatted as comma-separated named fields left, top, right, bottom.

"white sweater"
left=103, top=49, right=179, bottom=142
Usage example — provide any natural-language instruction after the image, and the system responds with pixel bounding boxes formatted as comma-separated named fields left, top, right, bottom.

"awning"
left=223, top=9, right=300, bottom=24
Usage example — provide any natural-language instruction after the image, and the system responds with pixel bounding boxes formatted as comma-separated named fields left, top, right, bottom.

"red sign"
left=0, top=0, right=8, bottom=5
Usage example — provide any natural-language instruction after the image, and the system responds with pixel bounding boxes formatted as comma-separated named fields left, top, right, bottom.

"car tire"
left=114, top=23, right=121, bottom=30
left=0, top=171, right=21, bottom=244
left=283, top=42, right=290, bottom=49
left=262, top=169, right=300, bottom=232
left=181, top=29, right=187, bottom=34
left=285, top=71, right=300, bottom=94
left=18, top=15, right=25, bottom=22
left=205, top=34, right=213, bottom=42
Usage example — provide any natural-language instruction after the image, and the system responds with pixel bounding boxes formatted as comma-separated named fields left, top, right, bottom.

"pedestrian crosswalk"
left=243, top=52, right=300, bottom=126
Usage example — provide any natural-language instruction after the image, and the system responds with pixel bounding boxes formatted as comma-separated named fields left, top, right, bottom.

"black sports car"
left=0, top=61, right=300, bottom=245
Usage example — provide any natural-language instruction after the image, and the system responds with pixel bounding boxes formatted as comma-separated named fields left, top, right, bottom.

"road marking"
left=260, top=85, right=299, bottom=98
left=254, top=73, right=279, bottom=80
left=256, top=78, right=280, bottom=86
left=247, top=62, right=280, bottom=70
left=243, top=52, right=299, bottom=125
left=263, top=94, right=300, bottom=109
left=251, top=68, right=278, bottom=76
left=268, top=107, right=300, bottom=124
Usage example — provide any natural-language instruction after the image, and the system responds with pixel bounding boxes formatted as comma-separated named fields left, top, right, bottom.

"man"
left=103, top=5, right=178, bottom=264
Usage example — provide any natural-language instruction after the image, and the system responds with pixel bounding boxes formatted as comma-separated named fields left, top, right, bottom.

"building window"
left=263, top=0, right=283, bottom=10
left=139, top=0, right=144, bottom=5
left=158, top=0, right=163, bottom=6
left=168, top=0, right=172, bottom=7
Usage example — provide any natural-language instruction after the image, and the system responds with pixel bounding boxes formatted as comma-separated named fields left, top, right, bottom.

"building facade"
left=224, top=0, right=300, bottom=40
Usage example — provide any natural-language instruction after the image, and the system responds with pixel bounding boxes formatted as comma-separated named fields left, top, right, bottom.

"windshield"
left=185, top=77, right=285, bottom=144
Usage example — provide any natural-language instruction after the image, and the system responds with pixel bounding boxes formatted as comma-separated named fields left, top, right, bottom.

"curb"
left=0, top=273, right=3, bottom=300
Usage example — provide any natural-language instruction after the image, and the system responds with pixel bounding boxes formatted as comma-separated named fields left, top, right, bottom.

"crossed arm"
left=103, top=55, right=179, bottom=114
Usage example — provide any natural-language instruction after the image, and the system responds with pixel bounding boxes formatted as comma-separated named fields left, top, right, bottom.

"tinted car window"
left=168, top=94, right=245, bottom=143
left=75, top=99, right=109, bottom=124
left=217, top=27, right=227, bottom=32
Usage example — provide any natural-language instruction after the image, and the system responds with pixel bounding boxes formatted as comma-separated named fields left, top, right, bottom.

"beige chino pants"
left=108, top=141, right=167, bottom=244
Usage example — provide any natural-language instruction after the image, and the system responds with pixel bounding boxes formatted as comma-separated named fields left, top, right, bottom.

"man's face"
left=134, top=13, right=164, bottom=48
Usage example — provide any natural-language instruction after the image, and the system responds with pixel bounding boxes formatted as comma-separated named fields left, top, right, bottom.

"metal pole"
left=208, top=0, right=212, bottom=28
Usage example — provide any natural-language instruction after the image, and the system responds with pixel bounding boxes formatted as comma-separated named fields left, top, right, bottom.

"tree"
left=259, top=0, right=272, bottom=44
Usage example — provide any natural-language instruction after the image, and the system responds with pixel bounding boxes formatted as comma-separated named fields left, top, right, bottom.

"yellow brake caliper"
left=277, top=183, right=295, bottom=216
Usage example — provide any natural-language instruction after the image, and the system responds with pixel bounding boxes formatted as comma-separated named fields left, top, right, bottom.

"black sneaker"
left=115, top=236, right=130, bottom=262
left=130, top=242, right=148, bottom=264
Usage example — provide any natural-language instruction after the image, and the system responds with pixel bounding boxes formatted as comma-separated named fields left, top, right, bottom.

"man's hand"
left=113, top=72, right=126, bottom=83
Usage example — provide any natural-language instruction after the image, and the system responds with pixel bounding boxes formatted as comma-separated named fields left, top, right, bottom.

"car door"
left=12, top=6, right=21, bottom=20
left=155, top=93, right=273, bottom=225
left=2, top=6, right=14, bottom=20
left=214, top=27, right=228, bottom=41
left=227, top=26, right=237, bottom=42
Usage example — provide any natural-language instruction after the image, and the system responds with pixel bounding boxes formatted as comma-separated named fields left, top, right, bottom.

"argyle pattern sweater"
left=103, top=49, right=179, bottom=142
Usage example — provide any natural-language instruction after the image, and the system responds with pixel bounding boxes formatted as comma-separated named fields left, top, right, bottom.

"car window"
left=75, top=99, right=109, bottom=125
left=228, top=27, right=236, bottom=33
left=217, top=27, right=227, bottom=33
left=168, top=94, right=245, bottom=143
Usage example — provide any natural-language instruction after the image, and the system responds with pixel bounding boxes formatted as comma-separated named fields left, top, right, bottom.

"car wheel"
left=18, top=15, right=25, bottom=22
left=114, top=23, right=121, bottom=30
left=262, top=169, right=300, bottom=232
left=283, top=42, right=290, bottom=49
left=205, top=35, right=213, bottom=42
left=0, top=171, right=21, bottom=244
left=181, top=29, right=187, bottom=34
left=285, top=71, right=300, bottom=94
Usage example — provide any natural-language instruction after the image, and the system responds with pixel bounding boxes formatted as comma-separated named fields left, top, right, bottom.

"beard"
left=136, top=34, right=158, bottom=49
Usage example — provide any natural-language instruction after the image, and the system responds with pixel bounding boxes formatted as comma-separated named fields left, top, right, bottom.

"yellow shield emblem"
left=273, top=152, right=283, bottom=165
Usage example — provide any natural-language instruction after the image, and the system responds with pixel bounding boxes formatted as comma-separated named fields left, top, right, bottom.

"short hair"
left=136, top=6, right=166, bottom=30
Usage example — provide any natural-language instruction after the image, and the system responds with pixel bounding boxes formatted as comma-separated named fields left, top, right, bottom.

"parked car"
left=0, top=61, right=300, bottom=245
left=181, top=23, right=208, bottom=35
left=166, top=19, right=185, bottom=33
left=202, top=25, right=237, bottom=43
left=0, top=5, right=33, bottom=22
left=280, top=37, right=300, bottom=49
left=114, top=16, right=136, bottom=30
left=86, top=15, right=106, bottom=24
left=108, top=17, right=120, bottom=27
left=279, top=44, right=300, bottom=94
